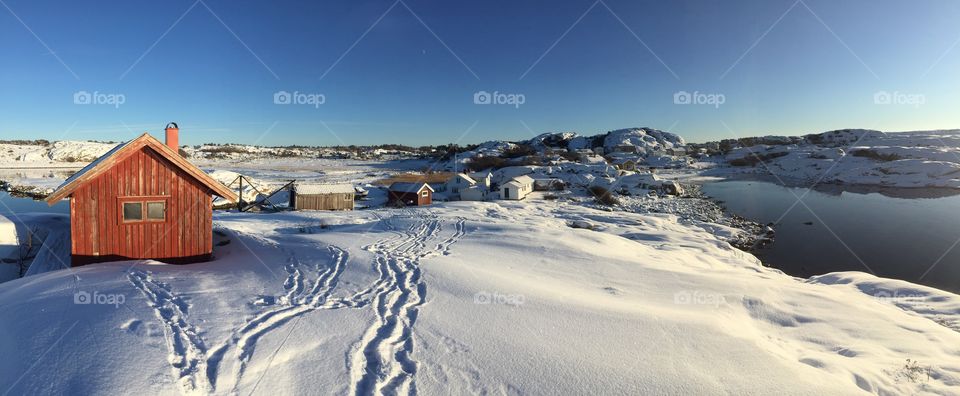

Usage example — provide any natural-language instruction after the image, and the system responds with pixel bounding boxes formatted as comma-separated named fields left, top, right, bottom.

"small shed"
left=387, top=182, right=434, bottom=206
left=501, top=175, right=534, bottom=200
left=611, top=158, right=637, bottom=171
left=45, top=125, right=238, bottom=266
left=291, top=183, right=355, bottom=211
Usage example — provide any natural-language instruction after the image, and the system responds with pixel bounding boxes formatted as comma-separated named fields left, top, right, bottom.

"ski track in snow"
left=349, top=211, right=468, bottom=396
left=127, top=269, right=211, bottom=394
left=127, top=211, right=467, bottom=395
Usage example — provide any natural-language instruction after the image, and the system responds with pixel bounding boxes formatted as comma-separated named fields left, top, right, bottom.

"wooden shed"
left=387, top=182, right=433, bottom=206
left=45, top=125, right=237, bottom=266
left=291, top=183, right=355, bottom=210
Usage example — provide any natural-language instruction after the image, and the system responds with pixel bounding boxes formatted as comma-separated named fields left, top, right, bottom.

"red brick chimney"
left=165, top=122, right=179, bottom=151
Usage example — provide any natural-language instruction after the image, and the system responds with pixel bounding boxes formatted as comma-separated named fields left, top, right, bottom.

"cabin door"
left=503, top=188, right=510, bottom=199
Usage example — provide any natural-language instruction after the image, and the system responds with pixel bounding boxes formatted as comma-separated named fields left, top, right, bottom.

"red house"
left=45, top=123, right=238, bottom=266
left=387, top=182, right=433, bottom=206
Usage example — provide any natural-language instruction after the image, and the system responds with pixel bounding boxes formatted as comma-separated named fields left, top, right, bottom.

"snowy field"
left=1, top=202, right=959, bottom=395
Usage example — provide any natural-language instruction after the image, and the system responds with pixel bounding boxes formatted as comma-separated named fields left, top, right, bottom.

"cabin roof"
left=451, top=174, right=477, bottom=184
left=508, top=175, right=534, bottom=184
left=294, top=183, right=356, bottom=195
left=388, top=182, right=434, bottom=193
left=45, top=133, right=239, bottom=205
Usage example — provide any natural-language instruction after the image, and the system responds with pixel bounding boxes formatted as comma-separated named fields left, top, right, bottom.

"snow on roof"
left=389, top=182, right=434, bottom=193
left=46, top=133, right=238, bottom=204
left=468, top=171, right=492, bottom=179
left=56, top=140, right=131, bottom=190
left=510, top=175, right=534, bottom=184
left=294, top=183, right=356, bottom=195
left=452, top=173, right=477, bottom=184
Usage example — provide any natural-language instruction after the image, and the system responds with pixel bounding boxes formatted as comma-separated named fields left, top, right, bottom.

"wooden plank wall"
left=70, top=146, right=213, bottom=262
left=294, top=193, right=354, bottom=210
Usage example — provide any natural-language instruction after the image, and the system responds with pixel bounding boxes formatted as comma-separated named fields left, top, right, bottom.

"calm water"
left=0, top=192, right=68, bottom=215
left=703, top=181, right=960, bottom=293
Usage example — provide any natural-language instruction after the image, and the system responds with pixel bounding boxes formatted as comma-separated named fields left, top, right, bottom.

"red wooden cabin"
left=45, top=124, right=238, bottom=266
left=387, top=182, right=433, bottom=206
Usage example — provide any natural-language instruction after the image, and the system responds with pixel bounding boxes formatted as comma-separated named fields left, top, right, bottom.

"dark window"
left=123, top=202, right=143, bottom=221
left=147, top=202, right=165, bottom=220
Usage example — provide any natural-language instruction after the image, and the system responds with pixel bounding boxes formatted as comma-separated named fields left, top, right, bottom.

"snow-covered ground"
left=1, top=201, right=959, bottom=394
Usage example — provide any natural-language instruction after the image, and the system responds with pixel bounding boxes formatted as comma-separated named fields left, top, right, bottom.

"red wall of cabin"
left=387, top=188, right=431, bottom=206
left=69, top=146, right=214, bottom=265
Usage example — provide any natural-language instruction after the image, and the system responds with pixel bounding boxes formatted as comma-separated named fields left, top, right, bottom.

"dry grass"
left=374, top=172, right=454, bottom=186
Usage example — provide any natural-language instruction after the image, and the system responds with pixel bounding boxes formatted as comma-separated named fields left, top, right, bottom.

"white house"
left=444, top=173, right=477, bottom=198
left=501, top=175, right=534, bottom=200
left=467, top=171, right=493, bottom=189
left=460, top=185, right=489, bottom=201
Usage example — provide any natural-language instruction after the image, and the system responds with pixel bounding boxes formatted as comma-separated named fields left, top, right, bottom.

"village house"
left=387, top=182, right=434, bottom=206
left=443, top=173, right=477, bottom=199
left=45, top=123, right=238, bottom=266
left=459, top=185, right=489, bottom=201
left=500, top=175, right=534, bottom=200
left=291, top=183, right=355, bottom=211
left=468, top=171, right=493, bottom=189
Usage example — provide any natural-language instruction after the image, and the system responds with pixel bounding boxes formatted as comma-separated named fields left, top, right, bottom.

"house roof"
left=467, top=171, right=492, bottom=179
left=389, top=182, right=434, bottom=193
left=45, top=133, right=239, bottom=205
left=294, top=183, right=356, bottom=195
left=510, top=175, right=534, bottom=184
left=451, top=173, right=477, bottom=184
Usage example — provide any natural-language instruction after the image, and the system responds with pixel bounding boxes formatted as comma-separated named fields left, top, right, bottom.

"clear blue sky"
left=1, top=0, right=958, bottom=146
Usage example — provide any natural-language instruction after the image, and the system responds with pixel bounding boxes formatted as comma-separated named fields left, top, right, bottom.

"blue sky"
left=0, top=0, right=958, bottom=146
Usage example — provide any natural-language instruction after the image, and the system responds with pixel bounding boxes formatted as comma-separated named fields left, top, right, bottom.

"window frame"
left=121, top=202, right=144, bottom=223
left=118, top=196, right=170, bottom=224
left=145, top=200, right=167, bottom=222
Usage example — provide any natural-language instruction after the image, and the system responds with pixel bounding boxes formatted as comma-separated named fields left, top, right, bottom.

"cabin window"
left=119, top=197, right=169, bottom=224
left=123, top=202, right=143, bottom=221
left=147, top=202, right=166, bottom=220
left=421, top=190, right=429, bottom=197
